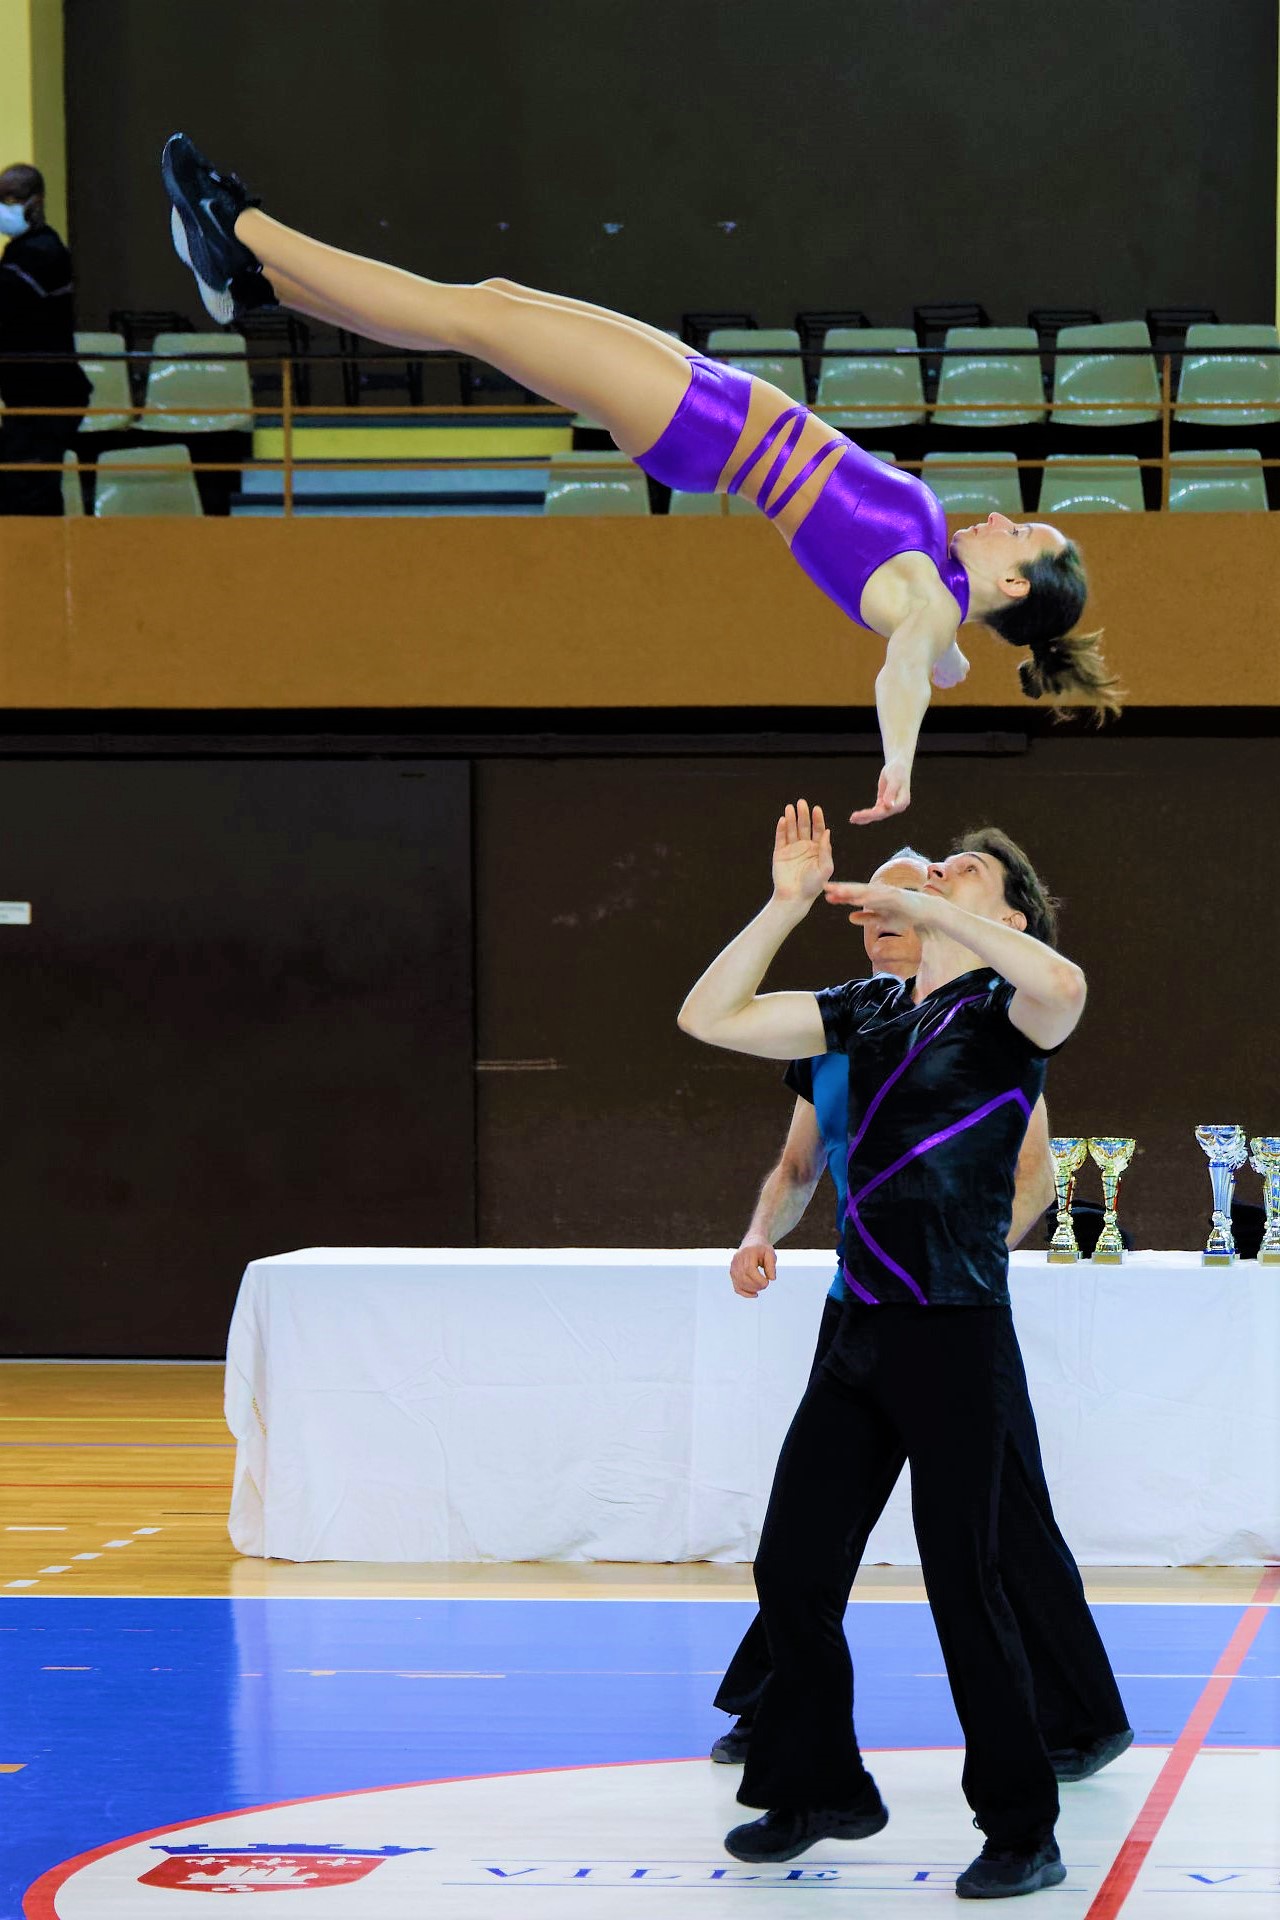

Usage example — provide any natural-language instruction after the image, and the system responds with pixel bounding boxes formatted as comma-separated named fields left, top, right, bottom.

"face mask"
left=0, top=202, right=30, bottom=237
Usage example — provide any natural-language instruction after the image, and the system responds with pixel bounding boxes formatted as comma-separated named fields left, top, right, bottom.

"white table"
left=225, top=1248, right=1280, bottom=1566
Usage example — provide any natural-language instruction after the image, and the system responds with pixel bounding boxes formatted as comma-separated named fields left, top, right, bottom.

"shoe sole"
left=170, top=206, right=234, bottom=325
left=955, top=1859, right=1068, bottom=1899
left=709, top=1745, right=749, bottom=1765
left=1053, top=1728, right=1135, bottom=1783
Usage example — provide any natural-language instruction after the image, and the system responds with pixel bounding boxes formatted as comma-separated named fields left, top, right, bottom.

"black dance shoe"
left=1050, top=1725, right=1134, bottom=1783
left=955, top=1835, right=1067, bottom=1899
left=724, top=1788, right=889, bottom=1863
left=710, top=1716, right=753, bottom=1764
left=162, top=133, right=266, bottom=324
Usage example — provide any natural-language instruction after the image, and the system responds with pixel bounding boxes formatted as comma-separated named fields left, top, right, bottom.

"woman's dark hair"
left=982, top=541, right=1123, bottom=724
left=950, top=826, right=1059, bottom=948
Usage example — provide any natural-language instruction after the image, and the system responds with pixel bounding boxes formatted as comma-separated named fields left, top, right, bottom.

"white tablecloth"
left=225, top=1248, right=1280, bottom=1566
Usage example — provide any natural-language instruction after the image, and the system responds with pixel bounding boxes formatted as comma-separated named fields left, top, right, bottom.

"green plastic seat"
left=141, top=331, right=253, bottom=434
left=934, top=327, right=1045, bottom=431
left=93, top=443, right=204, bottom=516
left=813, top=328, right=925, bottom=431
left=544, top=451, right=650, bottom=516
left=1050, top=321, right=1161, bottom=429
left=73, top=331, right=134, bottom=434
left=1167, top=449, right=1268, bottom=512
left=1037, top=455, right=1146, bottom=514
left=705, top=328, right=806, bottom=403
left=1175, top=325, right=1280, bottom=427
left=921, top=451, right=1022, bottom=516
left=61, top=450, right=85, bottom=516
left=667, top=489, right=756, bottom=515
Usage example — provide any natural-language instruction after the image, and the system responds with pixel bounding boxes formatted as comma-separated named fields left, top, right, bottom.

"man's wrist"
left=766, top=891, right=815, bottom=924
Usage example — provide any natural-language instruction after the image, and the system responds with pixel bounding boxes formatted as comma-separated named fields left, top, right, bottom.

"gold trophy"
left=1047, top=1137, right=1089, bottom=1262
left=1195, top=1125, right=1249, bottom=1264
left=1087, top=1137, right=1135, bottom=1264
left=1248, top=1136, right=1280, bottom=1265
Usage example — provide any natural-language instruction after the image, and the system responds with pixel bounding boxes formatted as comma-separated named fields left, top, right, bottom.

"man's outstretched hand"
left=849, top=760, right=910, bottom=826
left=824, top=876, right=934, bottom=931
left=772, top=799, right=834, bottom=904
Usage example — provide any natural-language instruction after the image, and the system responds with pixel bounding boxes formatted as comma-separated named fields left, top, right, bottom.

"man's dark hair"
left=0, top=163, right=45, bottom=201
left=950, top=826, right=1059, bottom=948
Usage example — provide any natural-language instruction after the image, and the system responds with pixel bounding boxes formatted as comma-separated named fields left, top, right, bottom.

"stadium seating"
left=920, top=451, right=1022, bottom=516
left=93, top=444, right=204, bottom=516
left=814, top=329, right=926, bottom=432
left=1167, top=449, right=1269, bottom=513
left=73, top=332, right=135, bottom=435
left=1037, top=455, right=1146, bottom=514
left=705, top=328, right=806, bottom=404
left=543, top=452, right=650, bottom=515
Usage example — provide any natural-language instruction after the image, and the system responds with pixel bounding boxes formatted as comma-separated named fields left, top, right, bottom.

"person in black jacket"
left=0, top=163, right=91, bottom=515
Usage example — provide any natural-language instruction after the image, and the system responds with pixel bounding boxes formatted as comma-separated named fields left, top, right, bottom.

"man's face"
left=863, top=856, right=929, bottom=976
left=924, top=849, right=1024, bottom=929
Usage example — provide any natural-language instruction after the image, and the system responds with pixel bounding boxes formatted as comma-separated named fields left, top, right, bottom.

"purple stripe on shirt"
left=845, top=1087, right=1033, bottom=1302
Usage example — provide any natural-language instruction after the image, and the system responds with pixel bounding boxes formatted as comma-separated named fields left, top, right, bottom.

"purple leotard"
left=635, top=355, right=969, bottom=628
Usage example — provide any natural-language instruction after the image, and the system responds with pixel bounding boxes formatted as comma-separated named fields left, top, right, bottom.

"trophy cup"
left=1195, top=1125, right=1249, bottom=1264
left=1047, top=1137, right=1089, bottom=1262
left=1087, top=1137, right=1135, bottom=1264
left=1248, top=1136, right=1280, bottom=1265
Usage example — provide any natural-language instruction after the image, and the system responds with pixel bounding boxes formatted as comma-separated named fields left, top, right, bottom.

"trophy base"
left=1091, top=1250, right=1125, bottom=1265
left=1046, top=1250, right=1081, bottom=1264
left=1201, top=1250, right=1237, bottom=1266
left=1257, top=1250, right=1280, bottom=1266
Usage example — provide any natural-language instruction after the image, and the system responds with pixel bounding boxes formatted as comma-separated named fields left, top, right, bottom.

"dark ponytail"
left=984, top=541, right=1123, bottom=723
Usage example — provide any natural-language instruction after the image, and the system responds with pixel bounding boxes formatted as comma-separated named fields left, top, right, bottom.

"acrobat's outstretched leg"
left=236, top=208, right=694, bottom=457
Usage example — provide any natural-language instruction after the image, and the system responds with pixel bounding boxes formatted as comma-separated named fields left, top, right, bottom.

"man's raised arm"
left=677, top=800, right=830, bottom=1061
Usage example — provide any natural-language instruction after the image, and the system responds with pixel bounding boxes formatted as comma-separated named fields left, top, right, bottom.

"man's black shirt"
left=815, top=968, right=1058, bottom=1308
left=0, top=225, right=91, bottom=411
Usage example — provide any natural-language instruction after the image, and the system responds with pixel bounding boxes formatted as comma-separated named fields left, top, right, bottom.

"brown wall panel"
left=475, top=741, right=1278, bottom=1258
left=0, top=761, right=474, bottom=1357
left=1, top=516, right=1278, bottom=710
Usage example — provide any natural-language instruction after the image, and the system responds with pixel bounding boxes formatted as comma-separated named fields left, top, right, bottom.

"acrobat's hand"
left=771, top=800, right=834, bottom=904
left=825, top=877, right=931, bottom=932
left=931, top=643, right=970, bottom=690
left=730, top=1240, right=776, bottom=1299
left=849, top=761, right=910, bottom=826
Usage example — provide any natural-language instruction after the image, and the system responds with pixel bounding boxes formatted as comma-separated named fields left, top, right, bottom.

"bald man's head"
left=864, top=850, right=930, bottom=977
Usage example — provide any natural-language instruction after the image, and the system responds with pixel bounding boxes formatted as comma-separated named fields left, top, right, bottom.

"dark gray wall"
left=0, top=732, right=1274, bottom=1356
left=64, top=0, right=1278, bottom=329
left=475, top=736, right=1277, bottom=1258
left=0, top=761, right=474, bottom=1355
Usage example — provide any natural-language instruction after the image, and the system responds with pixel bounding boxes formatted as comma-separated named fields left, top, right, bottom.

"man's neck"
left=911, top=930, right=985, bottom=1003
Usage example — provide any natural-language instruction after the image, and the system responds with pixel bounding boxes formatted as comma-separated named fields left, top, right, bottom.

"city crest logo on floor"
left=139, top=1844, right=430, bottom=1894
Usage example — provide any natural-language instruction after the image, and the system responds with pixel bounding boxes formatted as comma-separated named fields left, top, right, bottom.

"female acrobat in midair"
left=162, top=134, right=1120, bottom=822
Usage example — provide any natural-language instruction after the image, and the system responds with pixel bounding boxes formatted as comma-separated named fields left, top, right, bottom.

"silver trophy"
left=1195, top=1125, right=1249, bottom=1264
left=1248, top=1137, right=1280, bottom=1265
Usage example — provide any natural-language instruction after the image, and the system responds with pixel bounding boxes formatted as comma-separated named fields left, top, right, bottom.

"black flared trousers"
left=734, top=1302, right=1126, bottom=1849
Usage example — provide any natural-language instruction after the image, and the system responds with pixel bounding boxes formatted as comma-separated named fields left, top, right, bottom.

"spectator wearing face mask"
left=0, top=162, right=92, bottom=515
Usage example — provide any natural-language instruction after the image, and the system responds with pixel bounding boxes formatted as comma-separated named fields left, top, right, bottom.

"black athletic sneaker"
left=161, top=132, right=266, bottom=324
left=1050, top=1726, right=1134, bottom=1783
left=955, top=1836, right=1067, bottom=1899
left=724, top=1787, right=889, bottom=1863
left=710, top=1717, right=753, bottom=1764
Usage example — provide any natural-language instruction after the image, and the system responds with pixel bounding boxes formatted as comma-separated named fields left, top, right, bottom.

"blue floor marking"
left=1, top=1598, right=1274, bottom=1915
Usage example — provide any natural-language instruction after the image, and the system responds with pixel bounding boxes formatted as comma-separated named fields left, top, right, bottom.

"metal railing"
left=1, top=343, right=1277, bottom=516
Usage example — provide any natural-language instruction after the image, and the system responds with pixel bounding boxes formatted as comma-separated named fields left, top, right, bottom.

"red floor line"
left=1084, top=1564, right=1280, bottom=1920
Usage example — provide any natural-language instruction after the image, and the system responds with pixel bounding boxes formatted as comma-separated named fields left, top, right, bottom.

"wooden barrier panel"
left=1, top=513, right=1278, bottom=709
